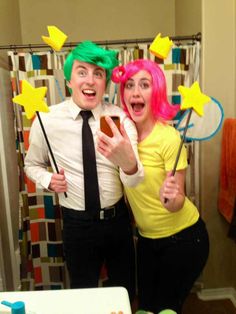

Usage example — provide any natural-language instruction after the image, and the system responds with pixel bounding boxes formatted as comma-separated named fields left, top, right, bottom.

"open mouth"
left=82, top=89, right=96, bottom=97
left=131, top=102, right=145, bottom=113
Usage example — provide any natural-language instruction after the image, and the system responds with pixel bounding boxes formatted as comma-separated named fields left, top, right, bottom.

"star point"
left=149, top=33, right=173, bottom=59
left=12, top=80, right=49, bottom=119
left=178, top=81, right=211, bottom=116
left=42, top=25, right=67, bottom=51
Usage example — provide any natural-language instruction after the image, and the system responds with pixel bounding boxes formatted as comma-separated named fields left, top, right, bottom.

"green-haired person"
left=25, top=41, right=144, bottom=301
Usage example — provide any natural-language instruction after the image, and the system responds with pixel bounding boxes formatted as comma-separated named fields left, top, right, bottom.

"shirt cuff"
left=120, top=160, right=144, bottom=187
left=37, top=172, right=53, bottom=191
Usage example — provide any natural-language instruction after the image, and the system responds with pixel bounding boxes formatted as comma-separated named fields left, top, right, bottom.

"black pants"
left=137, top=217, right=209, bottom=314
left=62, top=200, right=135, bottom=301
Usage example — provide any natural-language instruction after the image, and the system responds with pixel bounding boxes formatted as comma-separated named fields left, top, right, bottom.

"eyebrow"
left=127, top=77, right=151, bottom=82
left=74, top=65, right=86, bottom=70
left=94, top=67, right=105, bottom=72
left=74, top=64, right=105, bottom=72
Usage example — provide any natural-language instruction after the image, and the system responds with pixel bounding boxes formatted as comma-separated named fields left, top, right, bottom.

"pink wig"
left=111, top=59, right=179, bottom=121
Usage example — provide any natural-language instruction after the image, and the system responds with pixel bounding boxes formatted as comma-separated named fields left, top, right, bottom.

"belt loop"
left=99, top=197, right=125, bottom=221
left=100, top=211, right=105, bottom=220
left=99, top=206, right=116, bottom=220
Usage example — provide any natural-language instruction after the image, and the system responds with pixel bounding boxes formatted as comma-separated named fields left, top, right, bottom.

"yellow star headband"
left=42, top=25, right=68, bottom=51
left=149, top=33, right=173, bottom=59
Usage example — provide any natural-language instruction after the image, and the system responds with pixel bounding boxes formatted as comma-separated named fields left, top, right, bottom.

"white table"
left=0, top=287, right=132, bottom=314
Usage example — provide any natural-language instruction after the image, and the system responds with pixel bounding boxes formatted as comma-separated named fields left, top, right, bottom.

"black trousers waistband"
left=62, top=197, right=127, bottom=221
left=171, top=217, right=205, bottom=239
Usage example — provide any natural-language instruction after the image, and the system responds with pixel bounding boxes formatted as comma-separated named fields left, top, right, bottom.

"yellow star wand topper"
left=13, top=80, right=68, bottom=198
left=178, top=81, right=211, bottom=116
left=165, top=81, right=210, bottom=203
left=12, top=80, right=49, bottom=119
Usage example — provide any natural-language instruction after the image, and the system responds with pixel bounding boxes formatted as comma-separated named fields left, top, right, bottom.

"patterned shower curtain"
left=8, top=50, right=69, bottom=290
left=8, top=40, right=200, bottom=290
left=107, top=42, right=200, bottom=105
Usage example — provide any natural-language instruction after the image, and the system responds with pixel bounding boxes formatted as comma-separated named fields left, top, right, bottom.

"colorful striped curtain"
left=107, top=41, right=200, bottom=109
left=8, top=50, right=69, bottom=290
left=8, top=39, right=200, bottom=290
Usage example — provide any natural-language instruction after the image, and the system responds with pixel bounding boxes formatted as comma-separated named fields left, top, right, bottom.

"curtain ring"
left=10, top=44, right=17, bottom=54
left=13, top=45, right=17, bottom=55
left=29, top=44, right=33, bottom=54
left=176, top=39, right=181, bottom=47
left=69, top=42, right=73, bottom=52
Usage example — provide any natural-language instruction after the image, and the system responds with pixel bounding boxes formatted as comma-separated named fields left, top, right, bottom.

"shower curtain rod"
left=0, top=32, right=201, bottom=51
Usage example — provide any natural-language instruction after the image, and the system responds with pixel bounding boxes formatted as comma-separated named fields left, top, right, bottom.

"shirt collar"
left=68, top=98, right=103, bottom=121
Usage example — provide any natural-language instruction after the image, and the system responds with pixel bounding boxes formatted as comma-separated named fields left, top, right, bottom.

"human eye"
left=125, top=81, right=134, bottom=89
left=140, top=80, right=151, bottom=89
left=77, top=69, right=87, bottom=77
left=94, top=69, right=105, bottom=79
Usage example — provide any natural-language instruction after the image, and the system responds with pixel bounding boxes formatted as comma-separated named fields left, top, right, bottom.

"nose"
left=85, top=73, right=95, bottom=85
left=132, top=84, right=141, bottom=97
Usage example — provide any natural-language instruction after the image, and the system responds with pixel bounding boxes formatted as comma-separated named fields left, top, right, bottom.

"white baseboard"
left=197, top=287, right=236, bottom=307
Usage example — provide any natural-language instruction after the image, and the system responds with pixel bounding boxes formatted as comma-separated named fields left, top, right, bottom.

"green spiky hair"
left=64, top=40, right=119, bottom=85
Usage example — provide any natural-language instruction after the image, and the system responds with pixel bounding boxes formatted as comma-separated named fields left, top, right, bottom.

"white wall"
left=17, top=0, right=175, bottom=43
left=201, top=0, right=236, bottom=288
left=175, top=0, right=201, bottom=35
left=0, top=0, right=21, bottom=69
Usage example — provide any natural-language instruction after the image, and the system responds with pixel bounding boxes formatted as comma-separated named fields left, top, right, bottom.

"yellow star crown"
left=42, top=25, right=68, bottom=51
left=12, top=80, right=49, bottom=119
left=178, top=81, right=211, bottom=117
left=149, top=33, right=173, bottom=59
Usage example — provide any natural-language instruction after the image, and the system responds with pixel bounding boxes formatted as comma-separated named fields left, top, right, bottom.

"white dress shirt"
left=24, top=98, right=144, bottom=210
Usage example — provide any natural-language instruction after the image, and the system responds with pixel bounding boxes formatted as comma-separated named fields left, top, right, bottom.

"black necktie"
left=80, top=110, right=101, bottom=212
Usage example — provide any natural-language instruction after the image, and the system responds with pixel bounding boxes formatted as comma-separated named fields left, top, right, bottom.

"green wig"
left=64, top=40, right=119, bottom=86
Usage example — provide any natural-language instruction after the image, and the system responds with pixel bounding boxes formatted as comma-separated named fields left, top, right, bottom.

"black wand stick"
left=36, top=111, right=68, bottom=198
left=164, top=108, right=193, bottom=203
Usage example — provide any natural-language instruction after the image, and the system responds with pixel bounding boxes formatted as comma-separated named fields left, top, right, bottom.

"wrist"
left=122, top=162, right=138, bottom=175
left=164, top=193, right=185, bottom=212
